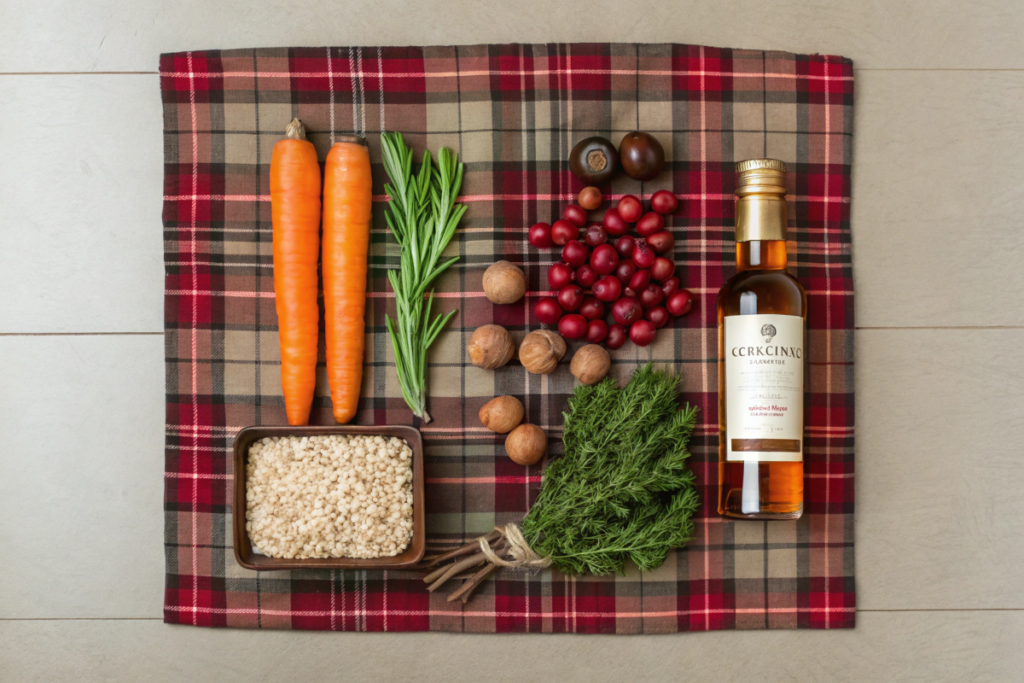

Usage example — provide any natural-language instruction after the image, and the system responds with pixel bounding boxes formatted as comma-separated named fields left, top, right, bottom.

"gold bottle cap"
left=734, top=158, right=788, bottom=242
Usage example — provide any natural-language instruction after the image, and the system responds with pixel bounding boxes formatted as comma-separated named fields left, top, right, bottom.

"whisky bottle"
left=717, top=159, right=807, bottom=520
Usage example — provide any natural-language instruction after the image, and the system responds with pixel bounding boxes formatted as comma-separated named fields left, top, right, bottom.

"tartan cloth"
left=160, top=43, right=855, bottom=632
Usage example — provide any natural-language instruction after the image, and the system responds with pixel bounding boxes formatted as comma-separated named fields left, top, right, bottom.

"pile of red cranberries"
left=529, top=188, right=694, bottom=349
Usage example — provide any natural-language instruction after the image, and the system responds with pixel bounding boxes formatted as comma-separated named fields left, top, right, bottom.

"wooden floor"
left=2, top=2, right=1022, bottom=680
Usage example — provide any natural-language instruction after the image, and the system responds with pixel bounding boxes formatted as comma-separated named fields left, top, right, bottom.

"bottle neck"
left=736, top=240, right=788, bottom=271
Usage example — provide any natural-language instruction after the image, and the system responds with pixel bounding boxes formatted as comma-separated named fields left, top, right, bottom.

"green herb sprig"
left=380, top=132, right=467, bottom=423
left=520, top=365, right=699, bottom=575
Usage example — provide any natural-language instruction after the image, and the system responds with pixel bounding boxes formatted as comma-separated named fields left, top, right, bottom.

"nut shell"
left=505, top=424, right=548, bottom=466
left=570, top=344, right=612, bottom=385
left=482, top=260, right=527, bottom=304
left=478, top=395, right=525, bottom=434
left=519, top=329, right=567, bottom=375
left=468, top=324, right=515, bottom=369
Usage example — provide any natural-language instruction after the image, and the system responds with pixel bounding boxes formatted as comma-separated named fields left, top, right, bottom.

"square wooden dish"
left=232, top=424, right=425, bottom=570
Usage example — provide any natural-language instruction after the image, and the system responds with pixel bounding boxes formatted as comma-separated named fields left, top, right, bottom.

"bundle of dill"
left=520, top=364, right=699, bottom=576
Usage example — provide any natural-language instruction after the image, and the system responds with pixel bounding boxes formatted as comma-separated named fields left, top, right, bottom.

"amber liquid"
left=717, top=240, right=807, bottom=519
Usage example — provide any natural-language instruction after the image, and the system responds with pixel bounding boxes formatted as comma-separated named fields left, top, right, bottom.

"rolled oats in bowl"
left=244, top=434, right=414, bottom=560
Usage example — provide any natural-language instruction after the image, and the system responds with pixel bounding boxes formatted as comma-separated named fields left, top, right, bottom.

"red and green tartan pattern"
left=160, top=43, right=855, bottom=632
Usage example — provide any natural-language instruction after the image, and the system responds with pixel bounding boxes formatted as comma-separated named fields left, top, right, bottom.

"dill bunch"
left=520, top=364, right=700, bottom=575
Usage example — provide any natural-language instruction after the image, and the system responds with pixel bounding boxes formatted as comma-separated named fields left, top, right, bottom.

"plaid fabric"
left=160, top=43, right=855, bottom=632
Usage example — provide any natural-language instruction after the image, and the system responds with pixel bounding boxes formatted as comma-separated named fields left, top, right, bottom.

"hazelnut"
left=478, top=396, right=524, bottom=434
left=468, top=324, right=515, bottom=369
left=570, top=344, right=611, bottom=385
left=505, top=424, right=547, bottom=466
left=518, top=329, right=567, bottom=375
left=482, top=260, right=527, bottom=304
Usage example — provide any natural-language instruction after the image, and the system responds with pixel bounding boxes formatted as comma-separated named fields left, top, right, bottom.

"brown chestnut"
left=619, top=132, right=665, bottom=182
left=570, top=137, right=618, bottom=185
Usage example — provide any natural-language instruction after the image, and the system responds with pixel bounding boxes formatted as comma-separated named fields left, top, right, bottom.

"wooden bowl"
left=232, top=424, right=425, bottom=570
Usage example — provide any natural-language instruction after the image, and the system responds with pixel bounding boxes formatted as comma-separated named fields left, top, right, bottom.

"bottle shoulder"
left=716, top=269, right=807, bottom=317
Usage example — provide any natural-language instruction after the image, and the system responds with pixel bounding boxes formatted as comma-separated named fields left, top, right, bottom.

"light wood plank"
left=0, top=75, right=163, bottom=333
left=856, top=329, right=1024, bottom=609
left=853, top=71, right=1024, bottom=327
left=0, top=336, right=165, bottom=618
left=1, top=1, right=1023, bottom=72
left=1, top=612, right=1021, bottom=682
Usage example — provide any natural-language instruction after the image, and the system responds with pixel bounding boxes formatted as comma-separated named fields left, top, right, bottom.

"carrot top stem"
left=285, top=118, right=307, bottom=140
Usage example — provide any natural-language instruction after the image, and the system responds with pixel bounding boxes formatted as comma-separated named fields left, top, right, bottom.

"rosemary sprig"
left=520, top=364, right=700, bottom=575
left=380, top=132, right=466, bottom=423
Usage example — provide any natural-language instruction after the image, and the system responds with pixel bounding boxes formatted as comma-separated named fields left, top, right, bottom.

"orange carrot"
left=322, top=136, right=373, bottom=423
left=270, top=119, right=321, bottom=426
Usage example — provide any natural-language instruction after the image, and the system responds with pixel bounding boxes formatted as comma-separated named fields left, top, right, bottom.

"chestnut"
left=569, top=136, right=618, bottom=185
left=578, top=186, right=603, bottom=210
left=618, top=132, right=665, bottom=181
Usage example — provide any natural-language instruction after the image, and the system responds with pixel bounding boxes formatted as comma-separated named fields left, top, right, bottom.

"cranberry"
left=615, top=259, right=637, bottom=285
left=636, top=212, right=664, bottom=237
left=575, top=264, right=599, bottom=288
left=632, top=241, right=656, bottom=269
left=557, top=284, right=584, bottom=312
left=603, top=208, right=629, bottom=237
left=562, top=240, right=589, bottom=268
left=579, top=297, right=605, bottom=320
left=640, top=284, right=665, bottom=308
left=528, top=222, right=553, bottom=249
left=606, top=324, right=628, bottom=350
left=551, top=219, right=579, bottom=246
left=611, top=297, right=643, bottom=326
left=666, top=289, right=694, bottom=316
left=586, top=318, right=609, bottom=344
left=590, top=243, right=620, bottom=275
left=623, top=287, right=637, bottom=298
left=615, top=235, right=637, bottom=258
left=534, top=297, right=562, bottom=325
left=563, top=204, right=588, bottom=227
left=578, top=186, right=603, bottom=211
left=660, top=276, right=681, bottom=298
left=592, top=275, right=622, bottom=302
left=617, top=195, right=642, bottom=223
left=583, top=223, right=607, bottom=247
left=548, top=262, right=574, bottom=290
left=649, top=256, right=676, bottom=281
left=558, top=314, right=588, bottom=340
left=629, top=269, right=651, bottom=292
left=650, top=190, right=679, bottom=215
left=629, top=319, right=657, bottom=346
left=645, top=230, right=675, bottom=254
left=645, top=306, right=669, bottom=328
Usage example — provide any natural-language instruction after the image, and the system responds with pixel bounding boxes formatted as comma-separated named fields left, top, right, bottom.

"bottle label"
left=724, top=314, right=804, bottom=462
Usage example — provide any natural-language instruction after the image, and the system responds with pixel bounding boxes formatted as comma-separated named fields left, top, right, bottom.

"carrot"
left=322, top=136, right=373, bottom=423
left=270, top=119, right=322, bottom=426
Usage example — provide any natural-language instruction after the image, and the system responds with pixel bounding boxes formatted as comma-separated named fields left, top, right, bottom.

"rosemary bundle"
left=520, top=364, right=700, bottom=575
left=380, top=132, right=466, bottom=423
